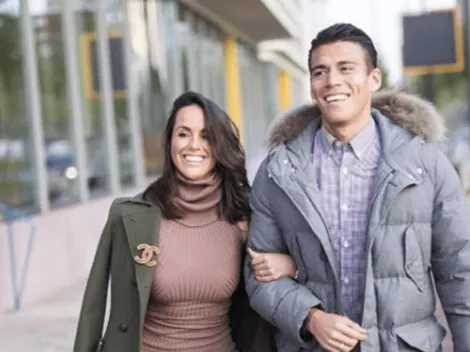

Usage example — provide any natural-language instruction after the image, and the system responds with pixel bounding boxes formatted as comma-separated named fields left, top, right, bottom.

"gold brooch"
left=134, top=243, right=160, bottom=267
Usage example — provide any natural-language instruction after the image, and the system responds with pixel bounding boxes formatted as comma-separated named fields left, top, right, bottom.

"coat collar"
left=268, top=105, right=428, bottom=188
left=267, top=90, right=446, bottom=149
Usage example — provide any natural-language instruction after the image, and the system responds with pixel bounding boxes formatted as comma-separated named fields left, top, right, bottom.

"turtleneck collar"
left=174, top=172, right=222, bottom=227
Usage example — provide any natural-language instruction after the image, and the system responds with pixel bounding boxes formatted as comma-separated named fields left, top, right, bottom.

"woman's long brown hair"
left=143, top=91, right=251, bottom=224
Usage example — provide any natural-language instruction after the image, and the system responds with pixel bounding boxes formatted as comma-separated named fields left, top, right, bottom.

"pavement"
left=0, top=282, right=84, bottom=352
left=0, top=279, right=454, bottom=352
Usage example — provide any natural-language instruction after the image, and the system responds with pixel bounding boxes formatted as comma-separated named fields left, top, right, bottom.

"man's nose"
left=326, top=70, right=341, bottom=87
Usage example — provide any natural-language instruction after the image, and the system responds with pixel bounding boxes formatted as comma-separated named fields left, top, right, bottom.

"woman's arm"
left=247, top=248, right=298, bottom=282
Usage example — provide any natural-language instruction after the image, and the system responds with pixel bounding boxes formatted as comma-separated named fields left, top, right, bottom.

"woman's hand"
left=247, top=248, right=298, bottom=282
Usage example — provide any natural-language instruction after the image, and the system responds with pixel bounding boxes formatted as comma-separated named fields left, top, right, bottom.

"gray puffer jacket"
left=245, top=91, right=470, bottom=352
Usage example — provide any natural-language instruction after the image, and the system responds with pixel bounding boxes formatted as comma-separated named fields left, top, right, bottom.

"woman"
left=73, top=91, right=298, bottom=352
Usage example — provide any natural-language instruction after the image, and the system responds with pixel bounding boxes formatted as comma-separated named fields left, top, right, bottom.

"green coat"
left=73, top=193, right=277, bottom=352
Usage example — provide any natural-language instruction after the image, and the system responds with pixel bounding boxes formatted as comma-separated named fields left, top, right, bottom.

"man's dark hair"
left=308, top=23, right=378, bottom=72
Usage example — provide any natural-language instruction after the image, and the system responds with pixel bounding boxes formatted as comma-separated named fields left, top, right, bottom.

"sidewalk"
left=0, top=281, right=85, bottom=352
left=0, top=280, right=454, bottom=352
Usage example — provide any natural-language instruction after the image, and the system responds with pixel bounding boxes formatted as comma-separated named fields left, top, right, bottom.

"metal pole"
left=123, top=0, right=145, bottom=189
left=95, top=0, right=121, bottom=195
left=62, top=0, right=90, bottom=202
left=19, top=0, right=49, bottom=212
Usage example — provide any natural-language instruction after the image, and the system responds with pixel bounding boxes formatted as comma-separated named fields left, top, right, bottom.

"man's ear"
left=370, top=68, right=382, bottom=92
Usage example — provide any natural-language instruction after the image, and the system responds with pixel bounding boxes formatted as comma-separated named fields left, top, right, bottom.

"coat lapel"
left=122, top=206, right=161, bottom=320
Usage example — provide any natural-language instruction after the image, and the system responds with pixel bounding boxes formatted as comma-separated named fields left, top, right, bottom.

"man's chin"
left=321, top=113, right=351, bottom=125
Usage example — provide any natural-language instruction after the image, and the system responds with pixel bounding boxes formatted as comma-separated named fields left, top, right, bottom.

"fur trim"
left=267, top=90, right=446, bottom=148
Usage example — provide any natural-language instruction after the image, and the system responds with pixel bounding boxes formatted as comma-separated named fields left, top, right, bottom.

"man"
left=245, top=23, right=470, bottom=352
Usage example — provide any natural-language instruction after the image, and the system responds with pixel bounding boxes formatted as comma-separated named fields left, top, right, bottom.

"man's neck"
left=322, top=112, right=372, bottom=144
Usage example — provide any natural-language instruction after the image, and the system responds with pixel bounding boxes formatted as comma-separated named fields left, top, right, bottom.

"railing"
left=0, top=203, right=36, bottom=312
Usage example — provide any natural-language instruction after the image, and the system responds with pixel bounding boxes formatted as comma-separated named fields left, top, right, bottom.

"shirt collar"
left=319, top=117, right=377, bottom=159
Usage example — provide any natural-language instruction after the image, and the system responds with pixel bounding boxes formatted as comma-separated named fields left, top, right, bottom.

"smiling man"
left=245, top=23, right=470, bottom=352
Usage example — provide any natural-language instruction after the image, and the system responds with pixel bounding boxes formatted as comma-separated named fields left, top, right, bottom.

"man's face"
left=309, top=41, right=381, bottom=127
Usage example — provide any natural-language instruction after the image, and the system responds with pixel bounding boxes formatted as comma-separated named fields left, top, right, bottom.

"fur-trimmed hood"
left=267, top=90, right=446, bottom=148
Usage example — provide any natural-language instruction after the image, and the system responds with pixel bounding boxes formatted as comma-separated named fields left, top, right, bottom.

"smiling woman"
left=144, top=91, right=250, bottom=223
left=170, top=104, right=216, bottom=182
left=73, top=90, right=294, bottom=352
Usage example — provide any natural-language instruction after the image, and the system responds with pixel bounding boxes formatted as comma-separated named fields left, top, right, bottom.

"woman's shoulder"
left=107, top=192, right=160, bottom=220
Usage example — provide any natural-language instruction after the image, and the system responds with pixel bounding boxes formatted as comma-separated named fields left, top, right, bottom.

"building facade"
left=0, top=0, right=309, bottom=311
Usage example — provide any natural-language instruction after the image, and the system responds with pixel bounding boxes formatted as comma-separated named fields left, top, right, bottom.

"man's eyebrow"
left=311, top=61, right=357, bottom=71
left=311, top=64, right=328, bottom=71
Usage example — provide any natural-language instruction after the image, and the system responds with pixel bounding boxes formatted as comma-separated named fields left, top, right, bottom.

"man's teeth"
left=185, top=156, right=204, bottom=163
left=325, top=94, right=348, bottom=103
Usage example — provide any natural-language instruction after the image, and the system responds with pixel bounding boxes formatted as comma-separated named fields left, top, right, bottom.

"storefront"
left=0, top=0, right=307, bottom=311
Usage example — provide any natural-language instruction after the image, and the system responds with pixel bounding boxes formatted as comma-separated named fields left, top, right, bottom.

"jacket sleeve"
left=73, top=201, right=116, bottom=352
left=431, top=149, right=470, bottom=351
left=244, top=159, right=321, bottom=347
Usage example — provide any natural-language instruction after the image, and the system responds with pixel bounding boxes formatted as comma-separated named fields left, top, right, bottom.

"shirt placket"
left=339, top=147, right=355, bottom=314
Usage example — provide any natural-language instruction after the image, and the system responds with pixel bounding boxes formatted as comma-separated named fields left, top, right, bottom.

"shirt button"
left=341, top=204, right=348, bottom=211
left=343, top=241, right=349, bottom=248
left=342, top=167, right=348, bottom=175
left=417, top=168, right=423, bottom=174
left=343, top=277, right=350, bottom=284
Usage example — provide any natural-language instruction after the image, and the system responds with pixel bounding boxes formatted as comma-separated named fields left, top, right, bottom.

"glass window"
left=0, top=1, right=36, bottom=212
left=206, top=26, right=225, bottom=107
left=105, top=0, right=136, bottom=188
left=173, top=5, right=226, bottom=106
left=30, top=0, right=80, bottom=208
left=239, top=43, right=277, bottom=181
left=128, top=0, right=168, bottom=176
left=75, top=0, right=110, bottom=198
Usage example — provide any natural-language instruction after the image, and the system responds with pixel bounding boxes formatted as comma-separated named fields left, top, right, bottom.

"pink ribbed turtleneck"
left=141, top=173, right=241, bottom=352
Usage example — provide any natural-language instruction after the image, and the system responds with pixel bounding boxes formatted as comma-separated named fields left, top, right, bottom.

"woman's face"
left=171, top=104, right=216, bottom=181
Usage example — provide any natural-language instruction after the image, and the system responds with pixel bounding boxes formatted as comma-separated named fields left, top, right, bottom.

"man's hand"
left=307, top=309, right=367, bottom=352
left=248, top=248, right=297, bottom=281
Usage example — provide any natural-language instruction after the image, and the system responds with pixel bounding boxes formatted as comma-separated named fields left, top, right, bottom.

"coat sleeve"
left=431, top=149, right=470, bottom=351
left=73, top=201, right=116, bottom=352
left=244, top=159, right=321, bottom=347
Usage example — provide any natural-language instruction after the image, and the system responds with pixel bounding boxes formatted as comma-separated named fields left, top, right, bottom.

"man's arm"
left=431, top=149, right=470, bottom=351
left=244, top=159, right=322, bottom=346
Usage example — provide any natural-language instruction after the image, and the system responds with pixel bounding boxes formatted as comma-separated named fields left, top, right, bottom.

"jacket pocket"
left=404, top=227, right=426, bottom=292
left=292, top=234, right=309, bottom=284
left=395, top=316, right=446, bottom=351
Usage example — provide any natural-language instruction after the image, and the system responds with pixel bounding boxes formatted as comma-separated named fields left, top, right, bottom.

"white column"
left=62, top=0, right=90, bottom=201
left=20, top=0, right=49, bottom=212
left=95, top=0, right=121, bottom=194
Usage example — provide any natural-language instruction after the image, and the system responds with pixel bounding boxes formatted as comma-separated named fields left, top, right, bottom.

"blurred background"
left=0, top=0, right=468, bottom=350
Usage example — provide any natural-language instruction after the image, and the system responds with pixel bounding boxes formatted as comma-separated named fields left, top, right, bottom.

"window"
left=31, top=0, right=80, bottom=208
left=129, top=0, right=168, bottom=176
left=75, top=0, right=111, bottom=198
left=0, top=1, right=35, bottom=211
left=105, top=0, right=136, bottom=188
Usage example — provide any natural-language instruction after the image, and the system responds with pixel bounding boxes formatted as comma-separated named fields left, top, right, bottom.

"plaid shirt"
left=313, top=119, right=381, bottom=323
